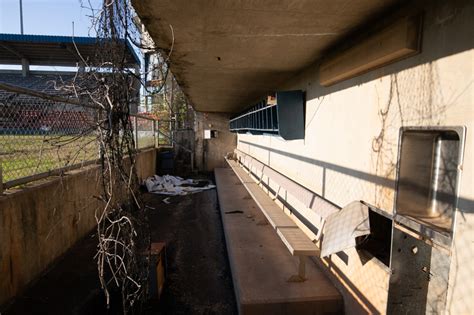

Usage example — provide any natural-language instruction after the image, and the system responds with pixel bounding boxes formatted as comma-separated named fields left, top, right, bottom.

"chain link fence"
left=156, top=119, right=173, bottom=147
left=0, top=87, right=172, bottom=190
left=0, top=88, right=98, bottom=187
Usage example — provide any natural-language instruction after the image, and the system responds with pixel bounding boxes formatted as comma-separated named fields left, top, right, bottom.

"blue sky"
left=0, top=0, right=144, bottom=71
left=0, top=0, right=101, bottom=36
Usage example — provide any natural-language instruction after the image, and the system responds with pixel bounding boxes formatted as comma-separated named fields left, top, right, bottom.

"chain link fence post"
left=157, top=120, right=160, bottom=147
left=152, top=120, right=157, bottom=148
left=133, top=115, right=139, bottom=149
left=0, top=162, right=3, bottom=195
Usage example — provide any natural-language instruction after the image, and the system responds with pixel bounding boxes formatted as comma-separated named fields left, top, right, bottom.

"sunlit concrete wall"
left=0, top=148, right=156, bottom=306
left=237, top=1, right=473, bottom=313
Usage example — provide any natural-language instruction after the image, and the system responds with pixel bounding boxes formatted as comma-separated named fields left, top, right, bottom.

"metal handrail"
left=229, top=103, right=277, bottom=122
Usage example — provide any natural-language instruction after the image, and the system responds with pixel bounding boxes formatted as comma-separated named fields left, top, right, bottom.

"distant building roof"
left=0, top=70, right=140, bottom=114
left=0, top=33, right=140, bottom=67
left=0, top=71, right=76, bottom=94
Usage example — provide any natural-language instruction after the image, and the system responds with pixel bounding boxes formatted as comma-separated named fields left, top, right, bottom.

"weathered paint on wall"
left=237, top=1, right=473, bottom=313
left=0, top=148, right=156, bottom=306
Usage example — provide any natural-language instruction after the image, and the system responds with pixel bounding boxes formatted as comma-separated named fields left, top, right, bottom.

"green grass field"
left=0, top=132, right=166, bottom=184
left=0, top=135, right=98, bottom=183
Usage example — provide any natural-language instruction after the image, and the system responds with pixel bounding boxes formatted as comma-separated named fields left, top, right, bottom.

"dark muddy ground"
left=2, top=185, right=237, bottom=315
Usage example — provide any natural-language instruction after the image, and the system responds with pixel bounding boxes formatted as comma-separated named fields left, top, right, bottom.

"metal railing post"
left=169, top=120, right=173, bottom=147
left=134, top=116, right=138, bottom=149
left=0, top=162, right=3, bottom=195
left=157, top=120, right=160, bottom=147
left=152, top=119, right=157, bottom=148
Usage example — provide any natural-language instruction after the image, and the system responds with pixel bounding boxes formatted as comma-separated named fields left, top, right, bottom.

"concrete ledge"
left=0, top=148, right=157, bottom=306
left=215, top=168, right=342, bottom=315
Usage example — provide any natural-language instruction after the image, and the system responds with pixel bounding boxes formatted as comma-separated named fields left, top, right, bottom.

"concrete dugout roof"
left=133, top=0, right=402, bottom=113
left=0, top=33, right=140, bottom=67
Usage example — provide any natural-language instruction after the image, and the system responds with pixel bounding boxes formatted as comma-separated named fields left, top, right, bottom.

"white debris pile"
left=144, top=175, right=216, bottom=196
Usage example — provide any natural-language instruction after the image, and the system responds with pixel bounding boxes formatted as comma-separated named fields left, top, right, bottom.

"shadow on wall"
left=239, top=140, right=474, bottom=216
left=306, top=0, right=474, bottom=101
left=238, top=1, right=473, bottom=312
left=275, top=0, right=474, bottom=212
left=370, top=62, right=453, bottom=210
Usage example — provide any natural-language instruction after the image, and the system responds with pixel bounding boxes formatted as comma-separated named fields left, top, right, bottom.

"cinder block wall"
left=237, top=0, right=473, bottom=313
left=0, top=148, right=156, bottom=306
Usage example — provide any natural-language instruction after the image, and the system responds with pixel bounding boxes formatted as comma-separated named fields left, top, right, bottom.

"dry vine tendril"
left=57, top=0, right=177, bottom=311
left=93, top=1, right=148, bottom=313
left=67, top=0, right=162, bottom=312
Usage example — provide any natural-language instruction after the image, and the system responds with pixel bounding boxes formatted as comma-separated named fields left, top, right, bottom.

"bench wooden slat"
left=245, top=183, right=275, bottom=206
left=277, top=227, right=320, bottom=256
left=228, top=159, right=297, bottom=229
left=259, top=203, right=298, bottom=229
left=229, top=161, right=255, bottom=183
left=227, top=157, right=320, bottom=258
left=245, top=185, right=298, bottom=228
left=235, top=149, right=340, bottom=219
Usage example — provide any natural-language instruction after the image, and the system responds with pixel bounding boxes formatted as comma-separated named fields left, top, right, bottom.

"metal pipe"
left=0, top=163, right=3, bottom=194
left=134, top=116, right=139, bottom=149
left=19, top=0, right=24, bottom=34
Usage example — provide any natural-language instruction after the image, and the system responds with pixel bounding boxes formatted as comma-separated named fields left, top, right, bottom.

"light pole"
left=19, top=0, right=24, bottom=34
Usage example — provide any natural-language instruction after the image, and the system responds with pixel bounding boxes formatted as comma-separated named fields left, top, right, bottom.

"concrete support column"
left=132, top=64, right=141, bottom=113
left=21, top=58, right=29, bottom=77
left=78, top=61, right=86, bottom=73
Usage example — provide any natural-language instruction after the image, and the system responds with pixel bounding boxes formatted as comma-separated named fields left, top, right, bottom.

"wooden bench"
left=231, top=149, right=374, bottom=263
left=234, top=149, right=341, bottom=219
left=227, top=158, right=320, bottom=281
left=214, top=167, right=343, bottom=314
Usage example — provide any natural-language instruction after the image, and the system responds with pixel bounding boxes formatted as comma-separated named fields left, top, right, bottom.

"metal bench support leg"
left=288, top=256, right=307, bottom=282
left=298, top=256, right=306, bottom=279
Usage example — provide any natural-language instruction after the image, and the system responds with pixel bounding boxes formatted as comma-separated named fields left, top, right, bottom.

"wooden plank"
left=231, top=166, right=255, bottom=184
left=227, top=158, right=321, bottom=256
left=263, top=166, right=314, bottom=209
left=226, top=159, right=296, bottom=229
left=234, top=150, right=340, bottom=219
left=259, top=203, right=297, bottom=229
left=245, top=183, right=275, bottom=206
left=319, top=14, right=422, bottom=86
left=277, top=227, right=320, bottom=256
left=214, top=168, right=342, bottom=312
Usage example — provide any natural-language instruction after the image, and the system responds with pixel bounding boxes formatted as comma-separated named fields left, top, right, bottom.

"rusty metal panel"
left=387, top=226, right=451, bottom=314
left=387, top=227, right=432, bottom=314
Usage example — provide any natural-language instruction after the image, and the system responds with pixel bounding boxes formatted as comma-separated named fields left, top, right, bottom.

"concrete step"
left=215, top=167, right=343, bottom=315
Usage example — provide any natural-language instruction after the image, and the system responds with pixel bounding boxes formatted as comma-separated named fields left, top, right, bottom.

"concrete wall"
left=0, top=148, right=156, bottom=306
left=237, top=1, right=473, bottom=313
left=195, top=111, right=236, bottom=171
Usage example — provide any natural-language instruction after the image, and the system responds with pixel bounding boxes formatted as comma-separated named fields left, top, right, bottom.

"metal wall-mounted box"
left=204, top=129, right=218, bottom=139
left=394, top=127, right=466, bottom=236
left=276, top=90, right=305, bottom=140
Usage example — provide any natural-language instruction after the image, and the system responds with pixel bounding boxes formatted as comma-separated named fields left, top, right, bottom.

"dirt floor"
left=2, top=185, right=237, bottom=315
left=143, top=189, right=237, bottom=315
